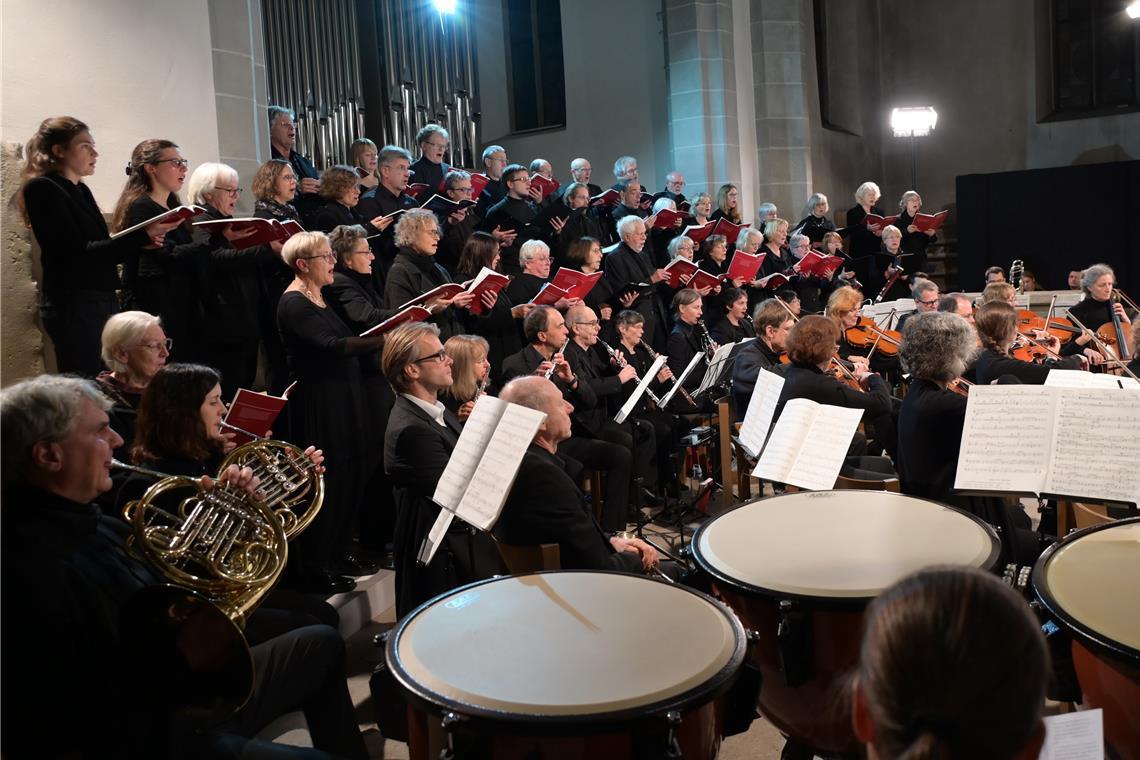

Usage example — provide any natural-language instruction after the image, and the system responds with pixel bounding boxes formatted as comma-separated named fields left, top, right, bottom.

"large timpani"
left=385, top=571, right=748, bottom=759
left=691, top=490, right=1001, bottom=754
left=1033, top=517, right=1140, bottom=759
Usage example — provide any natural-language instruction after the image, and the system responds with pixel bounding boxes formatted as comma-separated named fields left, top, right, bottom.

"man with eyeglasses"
left=268, top=105, right=323, bottom=225
left=382, top=322, right=500, bottom=616
left=655, top=171, right=687, bottom=207
left=410, top=124, right=451, bottom=195
left=481, top=163, right=554, bottom=275
left=474, top=144, right=509, bottom=217
left=356, top=145, right=418, bottom=277
left=505, top=240, right=579, bottom=309
left=897, top=278, right=941, bottom=331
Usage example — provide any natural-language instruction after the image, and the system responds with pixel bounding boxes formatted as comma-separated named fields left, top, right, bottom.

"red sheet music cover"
left=726, top=251, right=766, bottom=282
left=662, top=258, right=699, bottom=289
left=529, top=283, right=571, bottom=306
left=465, top=270, right=512, bottom=315
left=688, top=269, right=725, bottom=291
left=529, top=174, right=561, bottom=201
left=406, top=183, right=432, bottom=199
left=361, top=305, right=432, bottom=336
left=111, top=204, right=209, bottom=240
left=590, top=189, right=621, bottom=207
left=711, top=218, right=748, bottom=241
left=192, top=217, right=291, bottom=249
left=681, top=221, right=715, bottom=245
left=913, top=210, right=948, bottom=233
left=397, top=282, right=466, bottom=311
left=758, top=272, right=790, bottom=289
left=652, top=208, right=690, bottom=229
left=550, top=268, right=603, bottom=301
left=794, top=251, right=845, bottom=278
left=224, top=388, right=287, bottom=444
left=470, top=173, right=492, bottom=196
left=863, top=214, right=899, bottom=234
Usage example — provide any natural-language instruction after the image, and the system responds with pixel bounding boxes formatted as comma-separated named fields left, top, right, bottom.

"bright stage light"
left=432, top=0, right=458, bottom=13
left=890, top=106, right=939, bottom=138
left=1127, top=1, right=1140, bottom=19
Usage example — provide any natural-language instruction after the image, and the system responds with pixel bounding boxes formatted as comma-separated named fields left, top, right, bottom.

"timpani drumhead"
left=388, top=571, right=745, bottom=718
left=693, top=491, right=1000, bottom=600
left=1034, top=519, right=1140, bottom=657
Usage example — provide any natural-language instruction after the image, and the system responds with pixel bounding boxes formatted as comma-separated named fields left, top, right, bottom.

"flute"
left=543, top=338, right=570, bottom=380
left=638, top=339, right=697, bottom=407
left=599, top=339, right=660, bottom=407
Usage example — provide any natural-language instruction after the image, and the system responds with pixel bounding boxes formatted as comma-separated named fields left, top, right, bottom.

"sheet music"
left=1038, top=709, right=1103, bottom=760
left=1046, top=370, right=1140, bottom=390
left=432, top=396, right=508, bottom=511
left=453, top=405, right=546, bottom=530
left=695, top=340, right=739, bottom=397
left=1046, top=390, right=1140, bottom=505
left=751, top=400, right=810, bottom=482
left=419, top=510, right=454, bottom=565
left=660, top=351, right=705, bottom=408
left=615, top=355, right=666, bottom=423
left=787, top=405, right=863, bottom=490
left=738, top=370, right=785, bottom=458
left=954, top=386, right=1057, bottom=495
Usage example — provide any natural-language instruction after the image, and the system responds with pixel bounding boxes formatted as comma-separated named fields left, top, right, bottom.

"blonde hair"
left=763, top=218, right=789, bottom=243
left=382, top=322, right=440, bottom=392
left=393, top=209, right=439, bottom=248
left=881, top=224, right=902, bottom=241
left=981, top=281, right=1015, bottom=305
left=101, top=311, right=163, bottom=373
left=826, top=285, right=863, bottom=321
left=281, top=230, right=330, bottom=269
left=443, top=334, right=490, bottom=403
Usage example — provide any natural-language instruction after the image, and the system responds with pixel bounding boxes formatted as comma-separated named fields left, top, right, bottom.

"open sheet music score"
left=419, top=396, right=546, bottom=564
left=694, top=339, right=747, bottom=398
left=738, top=369, right=785, bottom=458
left=659, top=351, right=705, bottom=408
left=752, top=398, right=863, bottom=491
left=954, top=386, right=1140, bottom=506
left=1045, top=369, right=1140, bottom=390
left=1038, top=709, right=1103, bottom=760
left=614, top=355, right=667, bottom=424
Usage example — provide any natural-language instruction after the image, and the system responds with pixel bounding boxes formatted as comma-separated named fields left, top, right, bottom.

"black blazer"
left=192, top=205, right=275, bottom=344
left=974, top=348, right=1083, bottom=385
left=666, top=322, right=708, bottom=393
left=565, top=340, right=626, bottom=433
left=384, top=395, right=499, bottom=616
left=384, top=247, right=464, bottom=340
left=494, top=446, right=643, bottom=573
left=605, top=242, right=669, bottom=351
left=772, top=363, right=891, bottom=423
left=731, top=338, right=785, bottom=419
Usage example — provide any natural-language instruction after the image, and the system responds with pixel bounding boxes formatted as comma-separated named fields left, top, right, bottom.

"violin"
left=845, top=316, right=902, bottom=356
left=828, top=355, right=865, bottom=392
left=1017, top=310, right=1080, bottom=343
left=947, top=377, right=973, bottom=397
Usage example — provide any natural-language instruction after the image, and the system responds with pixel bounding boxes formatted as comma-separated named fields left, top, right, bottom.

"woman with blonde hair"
left=710, top=183, right=741, bottom=224
left=846, top=181, right=887, bottom=295
left=350, top=137, right=380, bottom=190
left=442, top=334, right=492, bottom=421
left=96, top=310, right=170, bottom=455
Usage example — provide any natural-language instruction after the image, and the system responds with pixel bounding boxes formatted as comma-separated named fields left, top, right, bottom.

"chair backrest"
left=1071, top=501, right=1113, bottom=530
left=491, top=535, right=562, bottom=574
left=834, top=474, right=901, bottom=492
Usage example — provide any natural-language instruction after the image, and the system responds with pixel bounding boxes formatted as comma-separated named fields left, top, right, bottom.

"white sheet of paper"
left=738, top=369, right=785, bottom=458
left=1046, top=370, right=1140, bottom=390
left=419, top=509, right=454, bottom=565
left=954, top=386, right=1057, bottom=496
left=1045, top=389, right=1140, bottom=505
left=659, top=351, right=705, bottom=408
left=1038, top=709, right=1103, bottom=760
left=452, top=404, right=546, bottom=530
left=432, top=396, right=508, bottom=512
left=695, top=340, right=739, bottom=397
left=752, top=399, right=862, bottom=491
left=614, top=355, right=667, bottom=423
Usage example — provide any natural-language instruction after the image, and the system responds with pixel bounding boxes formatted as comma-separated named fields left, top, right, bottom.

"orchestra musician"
left=1060, top=263, right=1132, bottom=363
left=852, top=568, right=1047, bottom=760
left=981, top=280, right=1018, bottom=306
left=730, top=299, right=795, bottom=419
left=492, top=376, right=661, bottom=574
left=877, top=224, right=910, bottom=301
left=665, top=288, right=716, bottom=413
left=96, top=311, right=170, bottom=457
left=268, top=105, right=323, bottom=224
left=793, top=192, right=836, bottom=244
left=974, top=301, right=1086, bottom=385
left=441, top=334, right=492, bottom=421
left=825, top=285, right=895, bottom=379
left=984, top=266, right=1006, bottom=284
left=408, top=124, right=451, bottom=194
left=895, top=278, right=940, bottom=332
left=0, top=375, right=369, bottom=760
left=18, top=117, right=178, bottom=376
left=938, top=292, right=975, bottom=324
left=709, top=287, right=757, bottom=345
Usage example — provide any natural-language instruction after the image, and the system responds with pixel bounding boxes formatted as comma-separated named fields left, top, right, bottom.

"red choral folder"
left=681, top=221, right=716, bottom=245
left=397, top=282, right=467, bottom=310
left=912, top=210, right=948, bottom=233
left=224, top=387, right=290, bottom=445
left=111, top=204, right=209, bottom=239
left=191, top=217, right=303, bottom=249
left=862, top=214, right=899, bottom=234
left=711, top=218, right=748, bottom=242
left=688, top=269, right=725, bottom=291
left=726, top=251, right=766, bottom=282
left=794, top=251, right=845, bottom=278
left=529, top=174, right=561, bottom=201
left=469, top=173, right=492, bottom=196
left=360, top=305, right=432, bottom=336
left=464, top=268, right=512, bottom=315
left=590, top=189, right=621, bottom=207
left=550, top=268, right=604, bottom=301
left=662, top=258, right=699, bottom=289
left=652, top=208, right=691, bottom=229
left=757, top=272, right=790, bottom=289
left=530, top=283, right=571, bottom=306
left=405, top=183, right=432, bottom=199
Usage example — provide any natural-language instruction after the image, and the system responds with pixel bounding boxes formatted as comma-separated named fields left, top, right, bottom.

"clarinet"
left=639, top=339, right=697, bottom=407
left=599, top=339, right=660, bottom=408
left=543, top=338, right=570, bottom=380
left=696, top=320, right=719, bottom=358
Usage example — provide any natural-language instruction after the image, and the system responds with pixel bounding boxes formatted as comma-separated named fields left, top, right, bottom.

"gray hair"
left=281, top=230, right=330, bottom=269
left=570, top=157, right=590, bottom=173
left=443, top=169, right=471, bottom=190
left=912, top=278, right=939, bottom=300
left=651, top=196, right=676, bottom=214
left=101, top=311, right=163, bottom=373
left=938, top=292, right=971, bottom=314
left=329, top=224, right=369, bottom=265
left=613, top=155, right=637, bottom=180
left=899, top=190, right=921, bottom=212
left=187, top=162, right=239, bottom=206
left=528, top=158, right=551, bottom=175
left=378, top=145, right=412, bottom=167
left=415, top=123, right=449, bottom=146
left=802, top=192, right=828, bottom=218
left=736, top=227, right=762, bottom=249
left=756, top=201, right=777, bottom=222
left=854, top=181, right=881, bottom=204
left=1, top=375, right=112, bottom=487
left=482, top=144, right=506, bottom=164
left=268, top=105, right=295, bottom=127
left=393, top=208, right=439, bottom=248
left=899, top=311, right=976, bottom=383
left=499, top=375, right=558, bottom=417
left=789, top=232, right=810, bottom=249
left=668, top=235, right=695, bottom=259
left=519, top=239, right=550, bottom=265
left=1080, top=263, right=1114, bottom=293
left=616, top=215, right=646, bottom=242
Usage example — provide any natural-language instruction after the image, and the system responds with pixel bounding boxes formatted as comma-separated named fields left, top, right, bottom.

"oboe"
left=638, top=339, right=697, bottom=407
left=598, top=339, right=660, bottom=407
left=543, top=338, right=570, bottom=380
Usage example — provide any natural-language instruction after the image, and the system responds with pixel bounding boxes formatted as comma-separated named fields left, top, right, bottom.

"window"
left=504, top=0, right=566, bottom=133
left=1052, top=0, right=1139, bottom=115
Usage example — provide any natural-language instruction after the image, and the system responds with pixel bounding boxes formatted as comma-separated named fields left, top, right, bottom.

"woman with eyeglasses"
left=312, top=164, right=392, bottom=238
left=278, top=231, right=387, bottom=592
left=110, top=139, right=211, bottom=363
left=95, top=310, right=171, bottom=457
left=386, top=209, right=481, bottom=342
left=187, top=161, right=278, bottom=397
left=17, top=117, right=181, bottom=376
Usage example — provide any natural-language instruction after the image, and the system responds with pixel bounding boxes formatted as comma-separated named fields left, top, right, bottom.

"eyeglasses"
left=917, top=297, right=939, bottom=305
left=425, top=141, right=449, bottom=149
left=214, top=186, right=243, bottom=195
left=508, top=177, right=530, bottom=184
left=351, top=247, right=372, bottom=255
left=451, top=186, right=474, bottom=194
left=137, top=338, right=173, bottom=353
left=573, top=319, right=600, bottom=327
left=414, top=348, right=448, bottom=364
left=300, top=253, right=336, bottom=263
left=157, top=158, right=189, bottom=169
left=421, top=228, right=442, bottom=238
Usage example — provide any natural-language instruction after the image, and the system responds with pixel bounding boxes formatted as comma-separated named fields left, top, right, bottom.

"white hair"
left=855, top=181, right=881, bottom=204
left=613, top=155, right=637, bottom=180
left=736, top=227, right=762, bottom=248
left=616, top=215, right=646, bottom=241
left=482, top=144, right=505, bottom=163
left=651, top=197, right=676, bottom=214
left=187, top=162, right=239, bottom=206
left=519, top=239, right=550, bottom=265
left=281, top=230, right=331, bottom=268
left=100, top=311, right=162, bottom=373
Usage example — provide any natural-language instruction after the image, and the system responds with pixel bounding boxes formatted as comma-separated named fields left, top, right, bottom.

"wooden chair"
left=1071, top=501, right=1113, bottom=530
left=583, top=470, right=604, bottom=523
left=491, top=535, right=562, bottom=574
left=716, top=395, right=751, bottom=502
left=834, top=474, right=901, bottom=492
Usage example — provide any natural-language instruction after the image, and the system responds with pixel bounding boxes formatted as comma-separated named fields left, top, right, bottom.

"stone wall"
left=1, top=141, right=47, bottom=384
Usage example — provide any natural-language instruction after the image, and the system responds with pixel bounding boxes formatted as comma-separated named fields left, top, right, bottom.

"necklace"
left=294, top=281, right=325, bottom=307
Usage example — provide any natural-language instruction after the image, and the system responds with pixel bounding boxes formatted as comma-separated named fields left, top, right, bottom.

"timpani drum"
left=691, top=490, right=1001, bottom=754
left=1032, top=517, right=1140, bottom=760
left=385, top=571, right=747, bottom=759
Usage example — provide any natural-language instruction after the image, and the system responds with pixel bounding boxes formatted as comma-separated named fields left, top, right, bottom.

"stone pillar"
left=208, top=0, right=270, bottom=215
left=1, top=141, right=48, bottom=383
left=663, top=0, right=742, bottom=201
